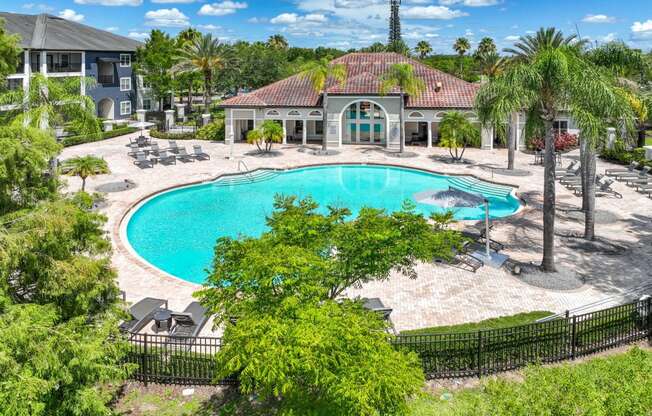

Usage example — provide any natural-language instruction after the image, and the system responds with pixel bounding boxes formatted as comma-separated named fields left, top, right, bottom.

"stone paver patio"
left=60, top=131, right=652, bottom=333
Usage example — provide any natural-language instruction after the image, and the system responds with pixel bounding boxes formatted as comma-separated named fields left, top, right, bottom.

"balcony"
left=98, top=75, right=115, bottom=85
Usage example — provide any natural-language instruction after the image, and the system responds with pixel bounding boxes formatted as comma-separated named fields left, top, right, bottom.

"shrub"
left=149, top=128, right=196, bottom=140
left=196, top=118, right=225, bottom=141
left=600, top=140, right=652, bottom=168
left=61, top=126, right=139, bottom=147
left=529, top=132, right=578, bottom=152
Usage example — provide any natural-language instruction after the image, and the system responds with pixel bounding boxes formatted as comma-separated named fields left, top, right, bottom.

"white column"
left=606, top=127, right=616, bottom=150
left=282, top=119, right=287, bottom=144
left=40, top=51, right=47, bottom=75
left=481, top=126, right=494, bottom=150
left=201, top=113, right=211, bottom=126
left=80, top=51, right=86, bottom=96
left=164, top=109, right=175, bottom=129
left=302, top=120, right=307, bottom=145
left=427, top=121, right=432, bottom=148
left=22, top=50, right=30, bottom=92
left=102, top=120, right=113, bottom=132
left=176, top=104, right=185, bottom=122
left=136, top=109, right=146, bottom=123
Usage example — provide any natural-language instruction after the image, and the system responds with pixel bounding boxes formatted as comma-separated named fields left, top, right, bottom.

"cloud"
left=198, top=24, right=221, bottom=31
left=504, top=35, right=519, bottom=41
left=22, top=3, right=54, bottom=11
left=145, top=8, right=189, bottom=27
left=128, top=32, right=149, bottom=39
left=105, top=26, right=119, bottom=31
left=58, top=9, right=84, bottom=22
left=439, top=0, right=499, bottom=6
left=270, top=12, right=327, bottom=24
left=632, top=20, right=652, bottom=33
left=73, top=0, right=142, bottom=6
left=582, top=14, right=615, bottom=23
left=247, top=17, right=266, bottom=23
left=198, top=1, right=247, bottom=16
left=599, top=33, right=617, bottom=42
left=151, top=0, right=195, bottom=3
left=402, top=5, right=468, bottom=19
left=333, top=0, right=383, bottom=7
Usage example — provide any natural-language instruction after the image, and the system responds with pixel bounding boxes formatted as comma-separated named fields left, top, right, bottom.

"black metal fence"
left=124, top=298, right=651, bottom=385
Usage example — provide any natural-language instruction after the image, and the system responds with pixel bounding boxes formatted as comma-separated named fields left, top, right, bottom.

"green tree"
left=134, top=30, right=176, bottom=111
left=415, top=40, right=433, bottom=59
left=453, top=37, right=471, bottom=75
left=0, top=17, right=21, bottom=81
left=62, top=155, right=110, bottom=192
left=388, top=39, right=411, bottom=56
left=475, top=28, right=633, bottom=270
left=439, top=111, right=480, bottom=161
left=175, top=28, right=203, bottom=112
left=246, top=119, right=283, bottom=153
left=267, top=34, right=289, bottom=50
left=0, top=125, right=61, bottom=214
left=380, top=63, right=425, bottom=154
left=173, top=33, right=226, bottom=114
left=474, top=37, right=497, bottom=59
left=300, top=57, right=347, bottom=153
left=503, top=27, right=585, bottom=60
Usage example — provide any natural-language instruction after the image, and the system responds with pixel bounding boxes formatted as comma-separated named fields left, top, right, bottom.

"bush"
left=600, top=140, right=652, bottom=168
left=197, top=119, right=225, bottom=141
left=149, top=128, right=196, bottom=140
left=529, top=132, right=578, bottom=152
left=61, top=126, right=139, bottom=147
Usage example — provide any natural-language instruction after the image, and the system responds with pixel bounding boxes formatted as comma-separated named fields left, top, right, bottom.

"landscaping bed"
left=61, top=126, right=139, bottom=147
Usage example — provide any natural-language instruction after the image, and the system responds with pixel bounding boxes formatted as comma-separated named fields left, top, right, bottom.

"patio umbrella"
left=414, top=186, right=491, bottom=257
left=128, top=121, right=156, bottom=138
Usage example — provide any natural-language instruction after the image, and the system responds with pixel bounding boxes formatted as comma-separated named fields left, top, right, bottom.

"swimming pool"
left=125, top=164, right=521, bottom=283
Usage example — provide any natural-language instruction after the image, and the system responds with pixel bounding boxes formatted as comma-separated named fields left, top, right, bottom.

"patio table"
left=153, top=309, right=172, bottom=333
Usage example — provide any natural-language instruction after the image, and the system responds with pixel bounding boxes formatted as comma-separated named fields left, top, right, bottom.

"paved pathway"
left=60, top=133, right=652, bottom=333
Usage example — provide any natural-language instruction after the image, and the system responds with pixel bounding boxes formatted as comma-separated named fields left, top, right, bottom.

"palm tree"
left=475, top=28, right=633, bottom=271
left=267, top=34, right=289, bottom=50
left=453, top=37, right=471, bottom=75
left=474, top=37, right=497, bottom=58
left=246, top=120, right=283, bottom=153
left=477, top=51, right=506, bottom=79
left=415, top=41, right=432, bottom=59
left=503, top=27, right=586, bottom=60
left=172, top=33, right=226, bottom=114
left=0, top=74, right=99, bottom=135
left=439, top=111, right=479, bottom=161
left=62, top=155, right=109, bottom=192
left=176, top=28, right=202, bottom=109
left=300, top=57, right=347, bottom=154
left=379, top=63, right=425, bottom=154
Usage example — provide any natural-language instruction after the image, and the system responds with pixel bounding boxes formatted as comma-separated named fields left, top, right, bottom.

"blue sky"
left=3, top=0, right=652, bottom=52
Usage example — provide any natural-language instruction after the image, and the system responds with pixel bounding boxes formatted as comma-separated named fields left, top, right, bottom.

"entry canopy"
left=97, top=57, right=120, bottom=63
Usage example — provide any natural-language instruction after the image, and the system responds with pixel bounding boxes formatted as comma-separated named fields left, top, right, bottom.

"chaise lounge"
left=193, top=145, right=210, bottom=160
left=169, top=302, right=210, bottom=339
left=119, top=297, right=168, bottom=333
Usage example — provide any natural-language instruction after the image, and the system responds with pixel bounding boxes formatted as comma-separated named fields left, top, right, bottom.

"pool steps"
left=213, top=169, right=280, bottom=186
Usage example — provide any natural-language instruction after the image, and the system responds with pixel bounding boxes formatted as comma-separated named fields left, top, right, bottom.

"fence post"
left=143, top=333, right=148, bottom=386
left=477, top=330, right=483, bottom=378
left=570, top=315, right=577, bottom=360
left=647, top=297, right=651, bottom=343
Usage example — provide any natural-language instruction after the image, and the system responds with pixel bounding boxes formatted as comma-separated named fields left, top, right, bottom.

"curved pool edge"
left=116, top=162, right=528, bottom=284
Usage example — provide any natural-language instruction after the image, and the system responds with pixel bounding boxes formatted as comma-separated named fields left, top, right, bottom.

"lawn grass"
left=400, top=311, right=553, bottom=336
left=407, top=346, right=652, bottom=416
left=645, top=131, right=652, bottom=146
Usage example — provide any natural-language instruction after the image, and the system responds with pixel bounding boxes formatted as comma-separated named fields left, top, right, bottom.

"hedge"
left=149, top=128, right=197, bottom=140
left=600, top=142, right=652, bottom=169
left=61, top=126, right=139, bottom=147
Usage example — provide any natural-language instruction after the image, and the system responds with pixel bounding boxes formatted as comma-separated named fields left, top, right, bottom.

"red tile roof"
left=220, top=52, right=479, bottom=109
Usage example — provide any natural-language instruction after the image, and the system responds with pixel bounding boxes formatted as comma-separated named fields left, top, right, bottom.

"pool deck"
left=60, top=132, right=652, bottom=333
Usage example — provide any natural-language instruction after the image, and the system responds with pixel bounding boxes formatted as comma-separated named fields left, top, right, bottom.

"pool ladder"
left=237, top=160, right=254, bottom=182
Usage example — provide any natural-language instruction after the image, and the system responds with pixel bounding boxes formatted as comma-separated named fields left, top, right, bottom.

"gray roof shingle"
left=0, top=12, right=142, bottom=52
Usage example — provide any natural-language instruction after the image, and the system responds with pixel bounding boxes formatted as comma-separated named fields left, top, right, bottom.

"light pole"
left=484, top=198, right=490, bottom=258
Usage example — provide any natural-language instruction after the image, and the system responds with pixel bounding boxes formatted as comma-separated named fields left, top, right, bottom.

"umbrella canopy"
left=413, top=186, right=485, bottom=209
left=128, top=121, right=157, bottom=129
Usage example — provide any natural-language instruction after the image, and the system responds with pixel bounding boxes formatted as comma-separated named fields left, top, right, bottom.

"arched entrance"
left=98, top=98, right=114, bottom=120
left=339, top=99, right=390, bottom=147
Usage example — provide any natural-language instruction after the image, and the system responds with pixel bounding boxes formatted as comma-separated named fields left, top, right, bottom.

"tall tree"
left=0, top=17, right=21, bottom=81
left=173, top=33, right=226, bottom=114
left=300, top=57, right=347, bottom=154
left=474, top=37, right=497, bottom=58
left=388, top=0, right=401, bottom=44
left=267, top=34, right=289, bottom=50
left=134, top=30, right=176, bottom=111
left=62, top=155, right=110, bottom=192
left=175, top=28, right=203, bottom=111
left=380, top=63, right=425, bottom=154
left=415, top=40, right=433, bottom=59
left=475, top=28, right=632, bottom=270
left=439, top=111, right=480, bottom=162
left=453, top=37, right=471, bottom=75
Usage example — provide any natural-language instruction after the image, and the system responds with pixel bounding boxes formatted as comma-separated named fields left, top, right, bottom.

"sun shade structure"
left=413, top=186, right=485, bottom=209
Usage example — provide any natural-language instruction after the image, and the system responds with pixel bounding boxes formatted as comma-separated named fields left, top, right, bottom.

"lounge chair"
left=149, top=143, right=161, bottom=157
left=133, top=151, right=153, bottom=168
left=442, top=240, right=484, bottom=272
left=176, top=147, right=195, bottom=162
left=119, top=297, right=168, bottom=333
left=623, top=166, right=651, bottom=185
left=555, top=160, right=579, bottom=176
left=558, top=165, right=582, bottom=183
left=461, top=230, right=504, bottom=252
left=361, top=297, right=393, bottom=320
left=574, top=178, right=622, bottom=198
left=635, top=183, right=652, bottom=194
left=167, top=140, right=180, bottom=154
left=154, top=150, right=176, bottom=165
left=605, top=161, right=638, bottom=176
left=169, top=302, right=210, bottom=339
left=193, top=145, right=210, bottom=160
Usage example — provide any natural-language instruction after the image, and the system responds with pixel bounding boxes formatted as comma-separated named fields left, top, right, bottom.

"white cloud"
left=247, top=17, right=266, bottom=23
left=198, top=24, right=221, bottom=30
left=145, top=8, right=189, bottom=27
left=58, top=8, right=84, bottom=22
left=632, top=20, right=652, bottom=33
left=198, top=1, right=247, bottom=16
left=270, top=12, right=327, bottom=24
left=73, top=0, right=142, bottom=6
left=504, top=35, right=519, bottom=41
left=582, top=14, right=615, bottom=23
left=334, top=0, right=383, bottom=7
left=439, top=0, right=499, bottom=6
left=23, top=3, right=54, bottom=11
left=128, top=32, right=149, bottom=39
left=105, top=26, right=119, bottom=31
left=402, top=5, right=468, bottom=19
left=305, top=13, right=327, bottom=22
left=152, top=0, right=195, bottom=3
left=599, top=33, right=617, bottom=42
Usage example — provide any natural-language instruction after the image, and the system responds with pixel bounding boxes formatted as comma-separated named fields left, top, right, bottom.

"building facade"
left=1, top=12, right=149, bottom=121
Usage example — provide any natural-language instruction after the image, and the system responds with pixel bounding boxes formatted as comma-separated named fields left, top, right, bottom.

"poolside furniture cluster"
left=556, top=161, right=621, bottom=198
left=436, top=226, right=505, bottom=273
left=533, top=150, right=563, bottom=166
left=120, top=297, right=210, bottom=340
left=128, top=139, right=211, bottom=168
left=606, top=162, right=652, bottom=198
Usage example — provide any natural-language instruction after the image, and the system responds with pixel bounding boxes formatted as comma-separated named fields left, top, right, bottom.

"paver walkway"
left=60, top=132, right=652, bottom=333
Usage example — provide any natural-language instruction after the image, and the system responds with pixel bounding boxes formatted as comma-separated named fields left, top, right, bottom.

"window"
left=265, top=109, right=280, bottom=117
left=553, top=120, right=568, bottom=135
left=142, top=99, right=152, bottom=111
left=315, top=120, right=324, bottom=135
left=309, top=110, right=322, bottom=117
left=120, top=77, right=131, bottom=91
left=46, top=52, right=82, bottom=73
left=120, top=54, right=131, bottom=67
left=142, top=78, right=151, bottom=89
left=287, top=110, right=301, bottom=116
left=5, top=78, right=22, bottom=90
left=120, top=100, right=132, bottom=115
left=408, top=111, right=424, bottom=119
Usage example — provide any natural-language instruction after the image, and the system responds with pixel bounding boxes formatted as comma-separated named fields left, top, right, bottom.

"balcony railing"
left=98, top=75, right=115, bottom=85
left=47, top=63, right=82, bottom=73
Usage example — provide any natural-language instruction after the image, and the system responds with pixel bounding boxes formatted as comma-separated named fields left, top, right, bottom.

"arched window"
left=309, top=110, right=322, bottom=117
left=265, top=109, right=280, bottom=117
left=287, top=110, right=301, bottom=116
left=408, top=111, right=424, bottom=119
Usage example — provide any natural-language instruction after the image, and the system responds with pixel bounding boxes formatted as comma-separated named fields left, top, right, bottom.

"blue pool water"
left=126, top=164, right=521, bottom=283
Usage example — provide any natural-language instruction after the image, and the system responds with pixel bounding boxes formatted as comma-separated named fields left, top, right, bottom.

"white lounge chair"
left=133, top=151, right=153, bottom=168
left=193, top=145, right=210, bottom=160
